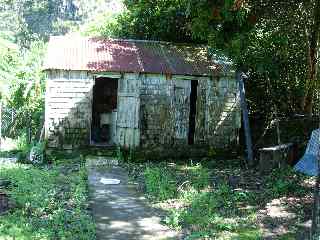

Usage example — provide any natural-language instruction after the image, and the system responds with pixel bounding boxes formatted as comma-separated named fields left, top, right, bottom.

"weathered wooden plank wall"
left=116, top=73, right=140, bottom=147
left=45, top=70, right=93, bottom=149
left=172, top=79, right=191, bottom=143
left=128, top=73, right=240, bottom=149
left=195, top=74, right=240, bottom=147
left=139, top=74, right=191, bottom=147
left=44, top=69, right=240, bottom=150
left=139, top=74, right=173, bottom=146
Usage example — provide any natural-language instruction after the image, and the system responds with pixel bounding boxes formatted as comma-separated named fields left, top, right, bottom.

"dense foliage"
left=5, top=41, right=46, bottom=139
left=0, top=0, right=122, bottom=141
left=110, top=0, right=319, bottom=119
left=0, top=0, right=75, bottom=47
left=0, top=162, right=95, bottom=239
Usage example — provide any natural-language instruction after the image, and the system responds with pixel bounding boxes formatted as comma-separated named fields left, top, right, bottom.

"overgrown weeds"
left=126, top=160, right=313, bottom=239
left=144, top=166, right=177, bottom=201
left=265, top=167, right=310, bottom=198
left=0, top=161, right=95, bottom=239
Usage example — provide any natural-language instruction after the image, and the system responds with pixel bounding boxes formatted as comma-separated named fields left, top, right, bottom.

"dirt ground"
left=123, top=158, right=315, bottom=240
left=212, top=162, right=314, bottom=240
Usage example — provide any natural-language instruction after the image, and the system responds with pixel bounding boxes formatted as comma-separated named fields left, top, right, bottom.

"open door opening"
left=91, top=77, right=118, bottom=146
left=188, top=80, right=198, bottom=145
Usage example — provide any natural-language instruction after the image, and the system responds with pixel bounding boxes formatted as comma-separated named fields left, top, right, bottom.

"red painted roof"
left=43, top=36, right=218, bottom=76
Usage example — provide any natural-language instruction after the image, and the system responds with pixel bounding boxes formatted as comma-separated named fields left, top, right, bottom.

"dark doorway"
left=188, top=80, right=198, bottom=145
left=91, top=77, right=118, bottom=146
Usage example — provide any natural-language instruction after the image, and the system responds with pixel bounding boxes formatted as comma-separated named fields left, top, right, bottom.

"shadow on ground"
left=87, top=164, right=180, bottom=240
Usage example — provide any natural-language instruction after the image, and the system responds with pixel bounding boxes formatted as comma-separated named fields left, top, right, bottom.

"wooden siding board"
left=139, top=74, right=192, bottom=147
left=194, top=75, right=240, bottom=147
left=45, top=70, right=93, bottom=148
left=45, top=69, right=240, bottom=150
left=172, top=79, right=191, bottom=141
left=116, top=75, right=140, bottom=147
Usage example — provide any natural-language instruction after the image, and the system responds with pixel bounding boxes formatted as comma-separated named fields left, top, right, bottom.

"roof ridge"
left=44, top=35, right=220, bottom=76
left=49, top=35, right=206, bottom=46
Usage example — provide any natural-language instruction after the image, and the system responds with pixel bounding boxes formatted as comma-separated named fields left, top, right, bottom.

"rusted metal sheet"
left=44, top=36, right=218, bottom=76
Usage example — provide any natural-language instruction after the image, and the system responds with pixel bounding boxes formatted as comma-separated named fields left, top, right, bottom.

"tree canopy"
left=110, top=0, right=319, bottom=117
left=0, top=0, right=319, bottom=137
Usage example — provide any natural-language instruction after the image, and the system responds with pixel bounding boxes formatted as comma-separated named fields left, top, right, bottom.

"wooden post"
left=237, top=71, right=253, bottom=166
left=0, top=101, right=2, bottom=151
left=26, top=112, right=31, bottom=145
left=276, top=119, right=281, bottom=145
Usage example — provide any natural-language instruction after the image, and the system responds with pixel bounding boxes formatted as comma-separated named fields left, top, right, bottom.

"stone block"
left=259, top=143, right=294, bottom=173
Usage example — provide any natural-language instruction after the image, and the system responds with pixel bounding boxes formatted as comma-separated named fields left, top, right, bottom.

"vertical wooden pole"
left=0, top=101, right=2, bottom=151
left=26, top=112, right=31, bottom=145
left=276, top=120, right=281, bottom=145
left=237, top=71, right=253, bottom=166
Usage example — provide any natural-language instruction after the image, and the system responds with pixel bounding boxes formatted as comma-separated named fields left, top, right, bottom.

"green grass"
left=265, top=167, right=310, bottom=198
left=0, top=161, right=95, bottom=240
left=136, top=161, right=314, bottom=239
left=141, top=162, right=261, bottom=239
left=144, top=166, right=177, bottom=201
left=164, top=185, right=260, bottom=239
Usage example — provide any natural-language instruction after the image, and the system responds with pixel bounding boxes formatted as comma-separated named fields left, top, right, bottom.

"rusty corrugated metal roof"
left=43, top=36, right=220, bottom=76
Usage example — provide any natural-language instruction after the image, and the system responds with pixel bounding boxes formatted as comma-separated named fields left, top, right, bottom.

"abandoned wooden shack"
left=43, top=36, right=240, bottom=154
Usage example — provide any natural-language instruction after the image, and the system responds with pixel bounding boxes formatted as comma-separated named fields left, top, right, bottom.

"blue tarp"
left=294, top=129, right=320, bottom=176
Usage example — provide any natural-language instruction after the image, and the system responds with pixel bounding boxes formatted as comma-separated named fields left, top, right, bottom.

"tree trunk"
left=0, top=101, right=2, bottom=151
left=303, top=0, right=320, bottom=116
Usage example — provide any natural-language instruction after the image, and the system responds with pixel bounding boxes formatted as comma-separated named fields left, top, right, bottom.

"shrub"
left=182, top=191, right=219, bottom=231
left=164, top=209, right=183, bottom=229
left=144, top=166, right=177, bottom=201
left=265, top=167, right=308, bottom=197
left=172, top=183, right=258, bottom=237
left=186, top=164, right=210, bottom=190
left=16, top=134, right=32, bottom=163
left=0, top=163, right=95, bottom=239
left=29, top=141, right=46, bottom=165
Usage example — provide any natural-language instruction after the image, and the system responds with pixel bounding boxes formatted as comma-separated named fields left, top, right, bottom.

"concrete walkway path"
left=87, top=161, right=180, bottom=240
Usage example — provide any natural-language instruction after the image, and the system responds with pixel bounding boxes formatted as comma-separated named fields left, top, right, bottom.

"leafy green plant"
left=185, top=164, right=210, bottom=190
left=234, top=190, right=255, bottom=203
left=265, top=167, right=308, bottom=197
left=166, top=182, right=259, bottom=238
left=29, top=141, right=46, bottom=165
left=15, top=134, right=32, bottom=163
left=0, top=162, right=96, bottom=239
left=144, top=166, right=177, bottom=201
left=116, top=146, right=124, bottom=161
left=182, top=191, right=219, bottom=231
left=179, top=186, right=198, bottom=203
left=16, top=133, right=29, bottom=152
left=6, top=41, right=46, bottom=139
left=164, top=209, right=183, bottom=230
